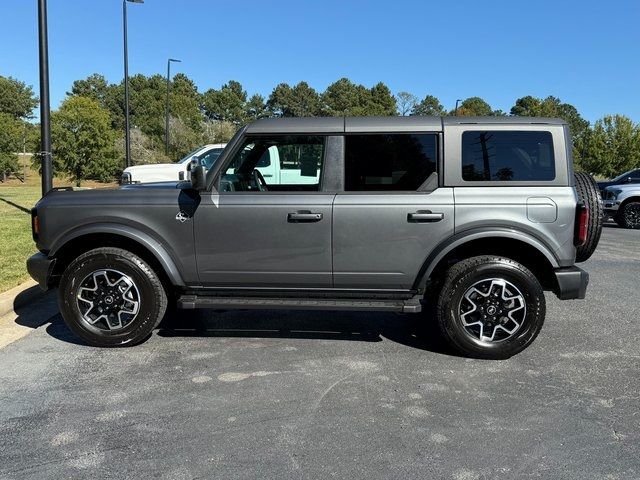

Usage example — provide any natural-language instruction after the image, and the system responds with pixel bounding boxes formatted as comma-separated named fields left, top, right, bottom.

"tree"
left=267, top=82, right=321, bottom=117
left=579, top=115, right=640, bottom=177
left=510, top=95, right=590, bottom=163
left=245, top=94, right=269, bottom=120
left=396, top=92, right=418, bottom=116
left=322, top=78, right=396, bottom=116
left=411, top=95, right=445, bottom=116
left=51, top=96, right=119, bottom=185
left=202, top=80, right=248, bottom=124
left=0, top=76, right=38, bottom=119
left=69, top=73, right=110, bottom=104
left=368, top=82, right=396, bottom=116
left=454, top=97, right=494, bottom=116
left=0, top=113, right=23, bottom=180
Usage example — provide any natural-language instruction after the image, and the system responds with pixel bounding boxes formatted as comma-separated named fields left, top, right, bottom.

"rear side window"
left=345, top=134, right=437, bottom=191
left=462, top=131, right=555, bottom=181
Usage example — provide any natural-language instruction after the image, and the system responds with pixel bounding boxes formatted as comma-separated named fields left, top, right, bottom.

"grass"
left=0, top=162, right=115, bottom=292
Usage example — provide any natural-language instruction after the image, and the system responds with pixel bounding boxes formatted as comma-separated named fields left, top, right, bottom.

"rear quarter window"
left=462, top=131, right=555, bottom=181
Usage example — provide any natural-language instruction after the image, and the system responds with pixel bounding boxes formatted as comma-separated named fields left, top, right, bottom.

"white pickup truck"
left=121, top=144, right=227, bottom=184
left=121, top=142, right=320, bottom=186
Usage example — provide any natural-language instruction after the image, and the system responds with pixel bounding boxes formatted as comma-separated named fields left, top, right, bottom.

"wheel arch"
left=619, top=195, right=640, bottom=210
left=414, top=228, right=561, bottom=292
left=49, top=224, right=185, bottom=288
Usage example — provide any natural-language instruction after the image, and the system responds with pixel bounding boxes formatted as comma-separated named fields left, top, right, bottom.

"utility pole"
left=38, top=0, right=53, bottom=196
left=455, top=99, right=463, bottom=116
left=123, top=0, right=143, bottom=168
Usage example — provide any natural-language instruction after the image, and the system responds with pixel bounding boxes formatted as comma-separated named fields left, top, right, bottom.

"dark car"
left=597, top=168, right=640, bottom=194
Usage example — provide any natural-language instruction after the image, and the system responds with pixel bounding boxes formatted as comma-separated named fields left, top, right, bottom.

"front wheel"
left=436, top=256, right=545, bottom=359
left=58, top=247, right=167, bottom=347
left=616, top=201, right=640, bottom=229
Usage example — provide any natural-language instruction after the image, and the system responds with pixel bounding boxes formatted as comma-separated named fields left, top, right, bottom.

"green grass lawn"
left=0, top=183, right=42, bottom=292
left=0, top=165, right=116, bottom=292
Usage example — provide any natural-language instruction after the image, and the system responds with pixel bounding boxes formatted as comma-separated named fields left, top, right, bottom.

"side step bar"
left=177, top=295, right=422, bottom=313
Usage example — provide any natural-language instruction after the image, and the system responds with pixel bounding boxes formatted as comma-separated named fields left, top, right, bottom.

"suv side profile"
left=27, top=116, right=601, bottom=359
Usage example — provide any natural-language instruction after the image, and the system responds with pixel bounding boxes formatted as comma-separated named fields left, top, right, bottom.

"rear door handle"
left=407, top=211, right=444, bottom=223
left=287, top=211, right=323, bottom=223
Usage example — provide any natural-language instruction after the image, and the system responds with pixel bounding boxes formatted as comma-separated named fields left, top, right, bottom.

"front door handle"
left=407, top=211, right=444, bottom=223
left=287, top=210, right=323, bottom=223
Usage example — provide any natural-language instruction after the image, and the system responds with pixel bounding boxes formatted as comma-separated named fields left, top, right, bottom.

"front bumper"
left=554, top=266, right=589, bottom=300
left=26, top=253, right=55, bottom=290
left=603, top=199, right=620, bottom=217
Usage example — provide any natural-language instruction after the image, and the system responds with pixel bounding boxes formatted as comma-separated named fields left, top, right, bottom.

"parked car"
left=596, top=168, right=640, bottom=195
left=603, top=183, right=640, bottom=229
left=28, top=116, right=602, bottom=359
left=120, top=144, right=227, bottom=184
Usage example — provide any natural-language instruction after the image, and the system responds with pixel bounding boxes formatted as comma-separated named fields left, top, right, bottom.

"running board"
left=177, top=295, right=422, bottom=313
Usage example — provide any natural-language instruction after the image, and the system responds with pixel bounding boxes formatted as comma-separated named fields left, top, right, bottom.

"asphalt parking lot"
left=0, top=225, right=638, bottom=480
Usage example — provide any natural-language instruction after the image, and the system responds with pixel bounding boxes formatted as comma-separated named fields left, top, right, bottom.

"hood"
left=124, top=163, right=181, bottom=172
left=597, top=180, right=616, bottom=191
left=119, top=181, right=188, bottom=190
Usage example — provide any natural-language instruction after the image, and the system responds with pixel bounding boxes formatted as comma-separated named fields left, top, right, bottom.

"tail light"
left=574, top=203, right=589, bottom=247
left=31, top=208, right=39, bottom=241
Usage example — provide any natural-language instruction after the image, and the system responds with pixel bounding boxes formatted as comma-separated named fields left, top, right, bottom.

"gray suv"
left=27, top=116, right=602, bottom=359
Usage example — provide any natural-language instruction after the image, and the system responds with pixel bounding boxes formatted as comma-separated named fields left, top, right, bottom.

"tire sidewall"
left=440, top=261, right=545, bottom=359
left=59, top=251, right=163, bottom=347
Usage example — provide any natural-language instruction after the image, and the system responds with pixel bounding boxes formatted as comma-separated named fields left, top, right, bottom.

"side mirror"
left=188, top=157, right=207, bottom=191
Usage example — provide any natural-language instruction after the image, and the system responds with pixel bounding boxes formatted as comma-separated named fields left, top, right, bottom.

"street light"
left=123, top=0, right=143, bottom=168
left=454, top=99, right=463, bottom=116
left=165, top=58, right=181, bottom=156
left=37, top=0, right=52, bottom=196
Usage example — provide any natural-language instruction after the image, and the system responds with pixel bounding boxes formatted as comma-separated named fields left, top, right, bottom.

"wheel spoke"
left=75, top=269, right=141, bottom=332
left=458, top=277, right=526, bottom=344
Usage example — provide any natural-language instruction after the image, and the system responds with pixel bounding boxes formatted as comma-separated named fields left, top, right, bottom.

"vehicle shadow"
left=29, top=295, right=459, bottom=356
left=156, top=308, right=458, bottom=357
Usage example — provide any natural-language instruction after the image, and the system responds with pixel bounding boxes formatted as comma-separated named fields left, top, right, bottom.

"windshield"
left=177, top=146, right=225, bottom=169
left=612, top=169, right=640, bottom=182
left=177, top=147, right=204, bottom=164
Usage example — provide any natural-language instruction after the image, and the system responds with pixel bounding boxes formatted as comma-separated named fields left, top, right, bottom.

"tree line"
left=1, top=74, right=639, bottom=185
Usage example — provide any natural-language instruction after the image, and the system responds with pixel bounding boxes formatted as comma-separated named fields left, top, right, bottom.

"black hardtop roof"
left=244, top=116, right=567, bottom=134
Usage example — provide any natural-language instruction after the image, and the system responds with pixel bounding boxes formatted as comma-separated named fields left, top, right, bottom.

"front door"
left=332, top=133, right=454, bottom=290
left=194, top=134, right=333, bottom=288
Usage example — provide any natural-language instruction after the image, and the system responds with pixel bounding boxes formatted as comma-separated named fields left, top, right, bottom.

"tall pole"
left=165, top=58, right=181, bottom=156
left=37, top=0, right=53, bottom=196
left=123, top=0, right=131, bottom=168
left=455, top=99, right=462, bottom=116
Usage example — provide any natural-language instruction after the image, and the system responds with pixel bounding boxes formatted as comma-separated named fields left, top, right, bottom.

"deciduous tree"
left=51, top=96, right=119, bottom=185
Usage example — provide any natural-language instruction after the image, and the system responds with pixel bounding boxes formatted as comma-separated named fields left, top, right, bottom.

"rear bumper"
left=554, top=266, right=589, bottom=300
left=26, top=253, right=55, bottom=290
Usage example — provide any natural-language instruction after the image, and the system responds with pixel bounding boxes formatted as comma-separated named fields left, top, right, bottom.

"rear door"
left=333, top=132, right=454, bottom=290
left=194, top=135, right=334, bottom=288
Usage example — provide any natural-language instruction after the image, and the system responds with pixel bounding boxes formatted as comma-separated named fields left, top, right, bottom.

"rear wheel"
left=574, top=172, right=603, bottom=262
left=58, top=247, right=167, bottom=347
left=436, top=256, right=545, bottom=359
left=616, top=201, right=640, bottom=229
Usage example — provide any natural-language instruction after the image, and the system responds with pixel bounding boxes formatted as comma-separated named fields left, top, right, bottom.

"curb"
left=0, top=279, right=50, bottom=318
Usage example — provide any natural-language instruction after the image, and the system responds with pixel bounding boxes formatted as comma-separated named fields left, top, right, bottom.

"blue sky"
left=1, top=0, right=639, bottom=122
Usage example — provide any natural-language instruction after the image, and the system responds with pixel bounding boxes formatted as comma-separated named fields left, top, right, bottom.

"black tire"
left=616, top=201, right=640, bottom=229
left=436, top=256, right=545, bottom=360
left=574, top=172, right=603, bottom=262
left=58, top=247, right=167, bottom=347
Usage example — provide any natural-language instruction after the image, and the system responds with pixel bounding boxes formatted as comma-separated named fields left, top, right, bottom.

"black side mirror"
left=188, top=158, right=207, bottom=191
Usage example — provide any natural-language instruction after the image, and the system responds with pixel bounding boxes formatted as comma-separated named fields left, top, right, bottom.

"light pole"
left=165, top=58, right=181, bottom=156
left=37, top=0, right=52, bottom=196
left=123, top=0, right=143, bottom=168
left=454, top=99, right=463, bottom=116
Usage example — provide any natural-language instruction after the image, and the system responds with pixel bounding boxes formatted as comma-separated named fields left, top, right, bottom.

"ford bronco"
left=27, top=116, right=602, bottom=359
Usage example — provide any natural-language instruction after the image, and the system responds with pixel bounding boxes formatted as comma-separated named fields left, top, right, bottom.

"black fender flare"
left=49, top=223, right=186, bottom=286
left=413, top=227, right=561, bottom=291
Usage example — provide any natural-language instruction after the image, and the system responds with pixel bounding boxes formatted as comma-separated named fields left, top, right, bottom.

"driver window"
left=220, top=136, right=325, bottom=192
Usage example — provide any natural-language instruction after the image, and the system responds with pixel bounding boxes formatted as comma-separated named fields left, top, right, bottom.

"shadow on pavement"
left=157, top=308, right=458, bottom=357
left=13, top=288, right=58, bottom=329
left=20, top=292, right=458, bottom=356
